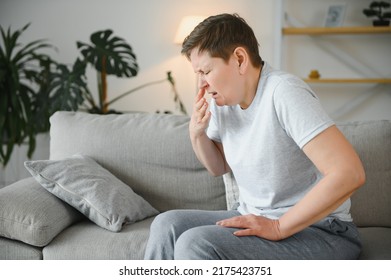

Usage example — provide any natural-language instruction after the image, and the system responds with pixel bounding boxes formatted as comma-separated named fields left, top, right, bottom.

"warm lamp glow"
left=174, top=16, right=206, bottom=44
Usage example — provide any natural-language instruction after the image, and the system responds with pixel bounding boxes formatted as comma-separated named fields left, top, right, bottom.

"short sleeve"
left=273, top=79, right=334, bottom=148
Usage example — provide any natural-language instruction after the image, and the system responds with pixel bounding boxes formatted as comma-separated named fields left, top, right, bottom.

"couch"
left=0, top=111, right=390, bottom=260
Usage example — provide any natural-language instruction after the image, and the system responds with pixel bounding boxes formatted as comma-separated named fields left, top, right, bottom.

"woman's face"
left=190, top=48, right=245, bottom=107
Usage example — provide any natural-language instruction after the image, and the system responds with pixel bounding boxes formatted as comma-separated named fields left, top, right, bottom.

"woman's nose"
left=198, top=75, right=208, bottom=89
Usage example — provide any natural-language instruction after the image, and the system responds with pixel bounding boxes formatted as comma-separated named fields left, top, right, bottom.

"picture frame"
left=324, top=4, right=346, bottom=27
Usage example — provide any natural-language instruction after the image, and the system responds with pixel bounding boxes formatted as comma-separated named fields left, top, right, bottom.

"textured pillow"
left=0, top=177, right=83, bottom=247
left=24, top=154, right=159, bottom=232
left=222, top=172, right=240, bottom=210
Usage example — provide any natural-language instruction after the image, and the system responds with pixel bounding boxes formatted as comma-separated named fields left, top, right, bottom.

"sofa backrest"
left=49, top=112, right=227, bottom=212
left=49, top=112, right=390, bottom=227
left=337, top=120, right=391, bottom=228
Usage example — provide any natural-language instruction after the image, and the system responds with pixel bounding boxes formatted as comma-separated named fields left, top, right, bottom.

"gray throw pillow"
left=0, top=177, right=83, bottom=247
left=24, top=154, right=159, bottom=232
left=222, top=172, right=240, bottom=210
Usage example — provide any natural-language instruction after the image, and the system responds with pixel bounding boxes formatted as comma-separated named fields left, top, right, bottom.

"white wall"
left=1, top=0, right=390, bottom=186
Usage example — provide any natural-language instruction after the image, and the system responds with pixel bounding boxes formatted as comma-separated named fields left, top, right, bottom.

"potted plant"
left=0, top=24, right=84, bottom=166
left=363, top=1, right=391, bottom=26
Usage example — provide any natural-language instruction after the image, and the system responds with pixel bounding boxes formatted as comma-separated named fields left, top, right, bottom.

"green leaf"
left=77, top=29, right=139, bottom=78
left=49, top=58, right=88, bottom=112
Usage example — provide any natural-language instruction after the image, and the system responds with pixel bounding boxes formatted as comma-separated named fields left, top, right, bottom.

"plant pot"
left=373, top=19, right=390, bottom=26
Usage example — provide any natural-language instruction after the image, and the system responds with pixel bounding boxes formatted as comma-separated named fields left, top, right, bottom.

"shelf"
left=283, top=26, right=391, bottom=35
left=304, top=78, right=391, bottom=84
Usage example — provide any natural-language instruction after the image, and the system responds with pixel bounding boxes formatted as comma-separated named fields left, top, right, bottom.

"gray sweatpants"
left=144, top=209, right=361, bottom=260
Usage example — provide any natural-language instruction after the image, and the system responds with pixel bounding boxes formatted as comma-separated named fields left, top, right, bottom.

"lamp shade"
left=174, top=16, right=206, bottom=44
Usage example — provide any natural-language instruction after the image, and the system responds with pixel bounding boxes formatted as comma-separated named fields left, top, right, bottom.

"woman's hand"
left=188, top=87, right=229, bottom=176
left=217, top=214, right=283, bottom=241
left=189, top=87, right=211, bottom=139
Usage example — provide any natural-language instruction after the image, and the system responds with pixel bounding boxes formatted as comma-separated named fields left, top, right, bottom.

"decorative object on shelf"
left=325, top=4, right=346, bottom=27
left=363, top=1, right=391, bottom=26
left=308, top=70, right=321, bottom=79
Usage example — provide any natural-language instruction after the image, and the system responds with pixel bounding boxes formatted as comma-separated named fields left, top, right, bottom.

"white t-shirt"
left=207, top=62, right=352, bottom=222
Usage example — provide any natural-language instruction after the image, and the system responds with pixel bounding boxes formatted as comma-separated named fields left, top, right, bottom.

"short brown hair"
left=181, top=13, right=263, bottom=67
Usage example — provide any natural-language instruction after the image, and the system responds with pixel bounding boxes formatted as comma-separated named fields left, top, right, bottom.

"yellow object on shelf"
left=308, top=70, right=321, bottom=79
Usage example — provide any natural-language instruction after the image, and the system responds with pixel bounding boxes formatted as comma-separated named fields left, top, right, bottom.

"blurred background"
left=1, top=0, right=390, bottom=186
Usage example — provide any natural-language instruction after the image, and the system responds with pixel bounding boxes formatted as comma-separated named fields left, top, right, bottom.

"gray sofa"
left=0, top=111, right=390, bottom=260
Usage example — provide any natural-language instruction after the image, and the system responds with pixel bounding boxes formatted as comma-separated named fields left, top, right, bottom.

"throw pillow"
left=24, top=154, right=159, bottom=232
left=222, top=172, right=240, bottom=210
left=0, top=177, right=83, bottom=247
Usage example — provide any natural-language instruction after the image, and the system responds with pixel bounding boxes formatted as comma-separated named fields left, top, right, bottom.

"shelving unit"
left=280, top=25, right=391, bottom=84
left=283, top=26, right=391, bottom=35
left=304, top=78, right=391, bottom=84
left=273, top=0, right=391, bottom=120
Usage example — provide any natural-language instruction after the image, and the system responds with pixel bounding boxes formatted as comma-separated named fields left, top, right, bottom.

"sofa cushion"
left=24, top=154, right=158, bottom=232
left=43, top=217, right=154, bottom=259
left=0, top=177, right=83, bottom=247
left=337, top=120, right=391, bottom=227
left=49, top=112, right=227, bottom=212
left=0, top=237, right=43, bottom=260
left=358, top=227, right=391, bottom=260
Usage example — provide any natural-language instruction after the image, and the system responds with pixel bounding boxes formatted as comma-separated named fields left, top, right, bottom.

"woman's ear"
left=233, top=47, right=248, bottom=74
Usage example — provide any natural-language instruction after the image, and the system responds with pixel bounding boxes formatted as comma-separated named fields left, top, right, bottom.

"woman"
left=144, top=13, right=365, bottom=260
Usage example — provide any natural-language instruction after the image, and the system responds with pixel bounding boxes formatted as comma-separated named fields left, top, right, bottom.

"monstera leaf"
left=49, top=58, right=88, bottom=112
left=77, top=29, right=138, bottom=78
